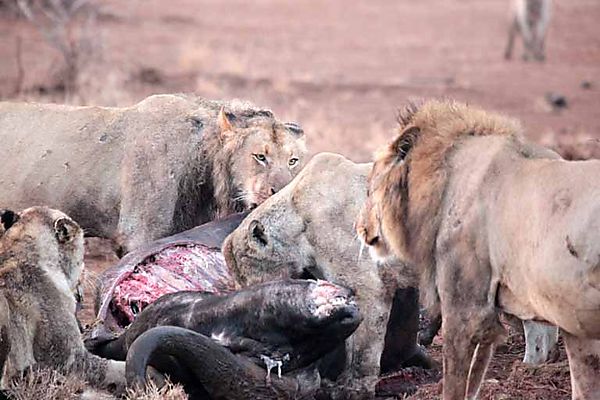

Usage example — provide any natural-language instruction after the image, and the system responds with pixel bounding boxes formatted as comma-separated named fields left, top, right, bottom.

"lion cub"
left=0, top=207, right=125, bottom=393
left=505, top=0, right=552, bottom=61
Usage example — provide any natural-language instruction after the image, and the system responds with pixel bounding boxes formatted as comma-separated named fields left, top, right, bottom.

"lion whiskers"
left=357, top=237, right=366, bottom=263
left=232, top=191, right=253, bottom=205
left=81, top=269, right=99, bottom=292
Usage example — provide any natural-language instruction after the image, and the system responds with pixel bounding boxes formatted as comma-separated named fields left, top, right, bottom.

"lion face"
left=219, top=109, right=307, bottom=209
left=3, top=207, right=85, bottom=294
left=356, top=194, right=393, bottom=264
left=357, top=135, right=412, bottom=265
left=222, top=212, right=314, bottom=286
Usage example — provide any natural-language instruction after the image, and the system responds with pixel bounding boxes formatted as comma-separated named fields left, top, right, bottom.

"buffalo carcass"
left=91, top=212, right=248, bottom=339
left=92, top=279, right=362, bottom=400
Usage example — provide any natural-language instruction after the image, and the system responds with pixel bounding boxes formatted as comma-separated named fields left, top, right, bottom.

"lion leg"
left=441, top=312, right=478, bottom=400
left=419, top=310, right=442, bottom=347
left=465, top=343, right=494, bottom=400
left=442, top=310, right=504, bottom=400
left=381, top=287, right=434, bottom=372
left=70, top=349, right=127, bottom=394
left=333, top=290, right=388, bottom=396
left=562, top=331, right=600, bottom=400
left=437, top=253, right=503, bottom=399
left=349, top=278, right=390, bottom=379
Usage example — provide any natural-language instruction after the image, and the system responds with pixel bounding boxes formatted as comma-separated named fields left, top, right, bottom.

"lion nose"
left=367, top=235, right=379, bottom=246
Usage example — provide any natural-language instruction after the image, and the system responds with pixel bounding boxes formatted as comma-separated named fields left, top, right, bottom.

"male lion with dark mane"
left=0, top=94, right=306, bottom=255
left=358, top=100, right=600, bottom=400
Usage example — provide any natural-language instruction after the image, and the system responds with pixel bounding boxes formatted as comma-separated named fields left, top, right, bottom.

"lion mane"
left=373, top=100, right=523, bottom=310
left=175, top=98, right=278, bottom=226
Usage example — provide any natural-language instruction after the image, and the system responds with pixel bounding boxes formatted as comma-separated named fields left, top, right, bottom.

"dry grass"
left=5, top=368, right=87, bottom=400
left=4, top=367, right=188, bottom=400
left=125, top=380, right=188, bottom=400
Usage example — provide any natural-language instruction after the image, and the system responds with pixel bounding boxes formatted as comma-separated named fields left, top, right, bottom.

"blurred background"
left=0, top=0, right=599, bottom=161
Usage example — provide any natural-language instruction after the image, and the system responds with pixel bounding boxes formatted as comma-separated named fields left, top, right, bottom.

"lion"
left=357, top=99, right=600, bottom=399
left=222, top=153, right=431, bottom=395
left=0, top=94, right=306, bottom=255
left=0, top=207, right=126, bottom=395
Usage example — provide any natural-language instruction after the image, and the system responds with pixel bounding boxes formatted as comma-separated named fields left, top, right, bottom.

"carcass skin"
left=92, top=212, right=248, bottom=338
left=96, top=279, right=362, bottom=400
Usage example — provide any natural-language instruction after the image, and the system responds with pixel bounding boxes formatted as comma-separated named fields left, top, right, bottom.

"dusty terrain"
left=1, top=0, right=599, bottom=160
left=2, top=0, right=599, bottom=398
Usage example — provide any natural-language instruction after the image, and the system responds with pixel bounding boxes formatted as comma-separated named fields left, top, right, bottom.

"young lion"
left=0, top=207, right=126, bottom=393
left=0, top=95, right=307, bottom=255
left=505, top=0, right=552, bottom=61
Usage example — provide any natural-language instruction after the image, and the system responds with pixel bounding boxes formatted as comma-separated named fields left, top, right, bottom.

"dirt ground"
left=1, top=0, right=600, bottom=161
left=2, top=0, right=598, bottom=398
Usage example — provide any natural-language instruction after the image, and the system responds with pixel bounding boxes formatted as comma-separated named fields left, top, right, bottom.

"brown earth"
left=2, top=0, right=597, bottom=398
left=1, top=0, right=599, bottom=161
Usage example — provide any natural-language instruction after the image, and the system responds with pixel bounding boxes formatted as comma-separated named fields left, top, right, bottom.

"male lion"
left=0, top=207, right=126, bottom=394
left=223, top=153, right=431, bottom=395
left=358, top=100, right=600, bottom=400
left=0, top=94, right=306, bottom=255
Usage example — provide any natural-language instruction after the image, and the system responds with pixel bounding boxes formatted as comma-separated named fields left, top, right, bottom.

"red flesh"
left=110, top=244, right=236, bottom=327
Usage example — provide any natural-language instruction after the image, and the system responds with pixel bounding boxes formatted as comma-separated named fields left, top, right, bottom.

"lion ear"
left=0, top=209, right=19, bottom=231
left=283, top=122, right=304, bottom=138
left=248, top=220, right=268, bottom=248
left=218, top=106, right=234, bottom=137
left=54, top=217, right=79, bottom=244
left=391, top=126, right=420, bottom=160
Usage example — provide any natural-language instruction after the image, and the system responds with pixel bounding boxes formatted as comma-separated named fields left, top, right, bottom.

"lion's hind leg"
left=563, top=331, right=600, bottom=400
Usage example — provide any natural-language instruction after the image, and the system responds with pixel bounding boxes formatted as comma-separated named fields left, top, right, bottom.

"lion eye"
left=253, top=154, right=267, bottom=164
left=288, top=157, right=299, bottom=167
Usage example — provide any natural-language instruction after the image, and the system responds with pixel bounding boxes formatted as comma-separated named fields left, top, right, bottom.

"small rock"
left=581, top=80, right=593, bottom=90
left=544, top=92, right=568, bottom=110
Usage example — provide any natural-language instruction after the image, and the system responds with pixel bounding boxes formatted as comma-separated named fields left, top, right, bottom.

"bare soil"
left=1, top=0, right=599, bottom=161
left=2, top=1, right=597, bottom=398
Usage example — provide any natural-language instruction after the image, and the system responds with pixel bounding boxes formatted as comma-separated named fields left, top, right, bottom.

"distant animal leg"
left=536, top=37, right=546, bottom=61
left=563, top=331, right=600, bottom=400
left=504, top=19, right=519, bottom=60
left=535, top=0, right=551, bottom=61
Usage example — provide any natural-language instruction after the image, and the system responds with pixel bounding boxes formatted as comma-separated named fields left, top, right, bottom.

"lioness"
left=0, top=94, right=306, bottom=255
left=358, top=100, right=600, bottom=399
left=0, top=207, right=126, bottom=394
left=223, top=153, right=430, bottom=394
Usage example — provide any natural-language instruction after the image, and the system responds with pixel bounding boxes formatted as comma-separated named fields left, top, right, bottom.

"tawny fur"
left=361, top=99, right=600, bottom=399
left=0, top=95, right=306, bottom=254
left=222, top=153, right=418, bottom=393
left=370, top=100, right=523, bottom=312
left=0, top=207, right=126, bottom=394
